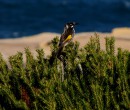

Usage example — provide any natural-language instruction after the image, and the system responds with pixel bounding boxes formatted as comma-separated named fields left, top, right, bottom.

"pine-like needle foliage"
left=0, top=34, right=130, bottom=110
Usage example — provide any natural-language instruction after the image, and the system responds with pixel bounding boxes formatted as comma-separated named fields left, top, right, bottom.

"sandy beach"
left=0, top=27, right=130, bottom=61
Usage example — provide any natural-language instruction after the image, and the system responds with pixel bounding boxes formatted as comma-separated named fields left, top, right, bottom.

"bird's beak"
left=74, top=22, right=78, bottom=25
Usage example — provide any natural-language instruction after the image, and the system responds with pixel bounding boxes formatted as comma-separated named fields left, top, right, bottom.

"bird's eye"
left=71, top=25, right=73, bottom=28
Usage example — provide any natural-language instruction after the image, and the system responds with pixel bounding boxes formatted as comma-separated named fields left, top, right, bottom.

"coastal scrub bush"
left=0, top=34, right=130, bottom=110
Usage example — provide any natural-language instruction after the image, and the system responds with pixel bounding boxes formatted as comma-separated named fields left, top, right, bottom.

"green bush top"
left=0, top=34, right=130, bottom=110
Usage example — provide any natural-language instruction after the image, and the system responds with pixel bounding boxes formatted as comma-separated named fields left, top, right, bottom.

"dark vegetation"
left=0, top=34, right=130, bottom=110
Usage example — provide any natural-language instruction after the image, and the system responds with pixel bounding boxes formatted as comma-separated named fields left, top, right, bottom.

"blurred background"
left=0, top=0, right=130, bottom=38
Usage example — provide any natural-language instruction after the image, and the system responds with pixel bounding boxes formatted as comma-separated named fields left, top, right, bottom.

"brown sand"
left=0, top=28, right=130, bottom=61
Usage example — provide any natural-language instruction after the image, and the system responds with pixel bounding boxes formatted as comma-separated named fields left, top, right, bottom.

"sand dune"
left=0, top=28, right=130, bottom=61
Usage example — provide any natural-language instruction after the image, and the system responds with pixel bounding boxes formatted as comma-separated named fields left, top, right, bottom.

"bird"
left=57, top=22, right=78, bottom=58
left=49, top=22, right=78, bottom=65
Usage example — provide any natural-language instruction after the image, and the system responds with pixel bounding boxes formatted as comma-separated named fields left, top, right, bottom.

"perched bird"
left=50, top=22, right=78, bottom=65
left=57, top=22, right=78, bottom=58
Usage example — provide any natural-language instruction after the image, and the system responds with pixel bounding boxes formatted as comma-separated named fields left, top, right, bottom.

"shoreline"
left=0, top=27, right=130, bottom=61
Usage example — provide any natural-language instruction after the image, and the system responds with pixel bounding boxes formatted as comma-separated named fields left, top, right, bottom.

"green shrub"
left=0, top=34, right=130, bottom=110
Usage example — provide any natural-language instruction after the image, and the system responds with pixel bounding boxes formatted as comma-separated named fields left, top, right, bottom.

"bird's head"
left=64, top=22, right=78, bottom=30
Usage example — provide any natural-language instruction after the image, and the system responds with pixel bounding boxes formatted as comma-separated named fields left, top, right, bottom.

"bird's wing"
left=63, top=35, right=72, bottom=43
left=59, top=31, right=72, bottom=47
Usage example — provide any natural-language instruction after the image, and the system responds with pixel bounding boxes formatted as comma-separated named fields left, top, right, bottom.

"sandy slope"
left=0, top=27, right=130, bottom=61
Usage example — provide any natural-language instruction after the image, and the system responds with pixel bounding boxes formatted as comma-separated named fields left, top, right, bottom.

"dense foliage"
left=0, top=34, right=130, bottom=110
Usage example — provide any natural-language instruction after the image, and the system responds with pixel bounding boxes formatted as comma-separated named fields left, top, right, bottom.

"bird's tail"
left=56, top=46, right=64, bottom=58
left=49, top=46, right=63, bottom=65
